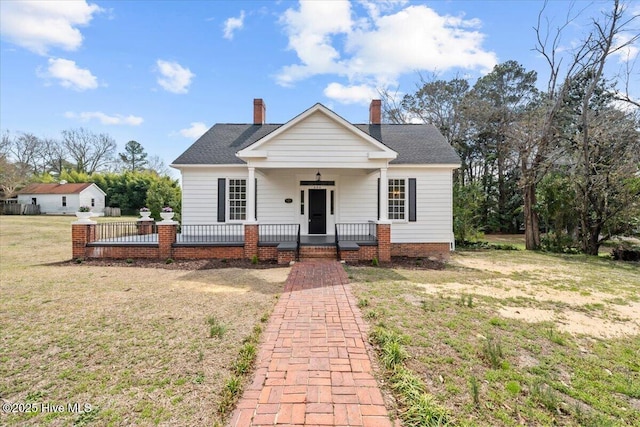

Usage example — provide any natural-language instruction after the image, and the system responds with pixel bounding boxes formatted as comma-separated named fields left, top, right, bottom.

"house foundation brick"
left=71, top=223, right=96, bottom=259
left=173, top=246, right=244, bottom=260
left=85, top=245, right=159, bottom=259
left=391, top=243, right=451, bottom=260
left=277, top=250, right=296, bottom=264
left=157, top=223, right=177, bottom=259
left=376, top=223, right=391, bottom=262
left=258, top=246, right=277, bottom=261
left=244, top=224, right=259, bottom=260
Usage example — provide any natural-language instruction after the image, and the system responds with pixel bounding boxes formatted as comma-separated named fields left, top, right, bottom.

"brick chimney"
left=253, top=98, right=266, bottom=125
left=369, top=99, right=381, bottom=125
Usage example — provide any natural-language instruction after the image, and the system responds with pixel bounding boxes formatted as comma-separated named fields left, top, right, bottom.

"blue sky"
left=1, top=0, right=638, bottom=176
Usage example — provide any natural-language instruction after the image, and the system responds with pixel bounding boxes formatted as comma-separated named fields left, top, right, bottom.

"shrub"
left=611, top=245, right=640, bottom=261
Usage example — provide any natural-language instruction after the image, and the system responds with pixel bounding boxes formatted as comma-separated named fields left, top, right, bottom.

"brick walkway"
left=228, top=260, right=393, bottom=427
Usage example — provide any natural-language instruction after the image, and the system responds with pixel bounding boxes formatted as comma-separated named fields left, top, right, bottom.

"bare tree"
left=520, top=0, right=639, bottom=250
left=62, top=128, right=116, bottom=175
left=146, top=155, right=172, bottom=176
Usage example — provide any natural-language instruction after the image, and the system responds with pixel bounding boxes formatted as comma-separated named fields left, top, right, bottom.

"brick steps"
left=299, top=245, right=337, bottom=260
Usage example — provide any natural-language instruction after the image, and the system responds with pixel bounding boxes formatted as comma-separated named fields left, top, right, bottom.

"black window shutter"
left=377, top=178, right=380, bottom=220
left=217, top=178, right=226, bottom=222
left=254, top=177, right=258, bottom=220
left=409, top=178, right=416, bottom=222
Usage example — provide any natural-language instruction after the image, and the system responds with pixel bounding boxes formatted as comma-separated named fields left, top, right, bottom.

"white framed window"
left=228, top=179, right=247, bottom=221
left=388, top=178, right=405, bottom=220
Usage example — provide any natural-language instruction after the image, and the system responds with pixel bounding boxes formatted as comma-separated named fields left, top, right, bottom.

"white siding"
left=337, top=171, right=378, bottom=223
left=181, top=167, right=247, bottom=225
left=79, top=186, right=105, bottom=214
left=388, top=167, right=453, bottom=243
left=180, top=166, right=454, bottom=245
left=256, top=172, right=297, bottom=224
left=250, top=112, right=387, bottom=169
left=17, top=194, right=79, bottom=214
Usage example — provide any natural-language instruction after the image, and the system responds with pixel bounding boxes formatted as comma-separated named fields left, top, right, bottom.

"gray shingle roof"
left=172, top=123, right=461, bottom=166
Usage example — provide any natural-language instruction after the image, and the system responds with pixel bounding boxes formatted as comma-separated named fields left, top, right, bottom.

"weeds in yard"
left=165, top=258, right=173, bottom=264
left=370, top=326, right=451, bottom=426
left=381, top=341, right=409, bottom=370
left=126, top=258, right=134, bottom=264
left=481, top=336, right=504, bottom=369
left=505, top=380, right=521, bottom=395
left=544, top=326, right=566, bottom=346
left=530, top=382, right=560, bottom=412
left=357, top=297, right=369, bottom=308
left=372, top=257, right=379, bottom=266
left=207, top=316, right=227, bottom=338
left=457, top=294, right=473, bottom=308
left=251, top=255, right=258, bottom=264
left=469, top=376, right=480, bottom=407
left=217, top=311, right=266, bottom=418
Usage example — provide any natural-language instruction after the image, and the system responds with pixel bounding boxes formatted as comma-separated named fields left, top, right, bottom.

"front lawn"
left=0, top=215, right=288, bottom=426
left=350, top=249, right=640, bottom=426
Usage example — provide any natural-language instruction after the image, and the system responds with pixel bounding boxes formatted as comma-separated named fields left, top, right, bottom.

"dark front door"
left=308, top=189, right=326, bottom=234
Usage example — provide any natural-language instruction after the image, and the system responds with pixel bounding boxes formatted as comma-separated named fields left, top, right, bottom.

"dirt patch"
left=498, top=306, right=555, bottom=322
left=452, top=256, right=542, bottom=274
left=497, top=305, right=639, bottom=339
left=347, top=256, right=445, bottom=270
left=61, top=258, right=281, bottom=270
left=414, top=280, right=640, bottom=339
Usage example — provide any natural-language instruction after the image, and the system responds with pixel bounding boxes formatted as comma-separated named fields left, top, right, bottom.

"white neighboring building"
left=16, top=182, right=106, bottom=215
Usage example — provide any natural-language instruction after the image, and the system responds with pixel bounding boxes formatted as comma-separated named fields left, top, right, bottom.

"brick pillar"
left=157, top=223, right=177, bottom=259
left=376, top=222, right=391, bottom=263
left=71, top=223, right=96, bottom=259
left=137, top=219, right=154, bottom=235
left=244, top=224, right=258, bottom=260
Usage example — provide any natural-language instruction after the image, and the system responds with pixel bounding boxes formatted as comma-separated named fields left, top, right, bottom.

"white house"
left=16, top=182, right=106, bottom=215
left=171, top=99, right=461, bottom=260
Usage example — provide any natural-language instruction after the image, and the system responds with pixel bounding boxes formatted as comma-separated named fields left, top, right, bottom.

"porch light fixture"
left=315, top=170, right=322, bottom=182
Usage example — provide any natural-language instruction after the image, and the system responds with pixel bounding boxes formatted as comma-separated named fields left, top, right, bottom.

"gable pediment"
left=236, top=104, right=397, bottom=167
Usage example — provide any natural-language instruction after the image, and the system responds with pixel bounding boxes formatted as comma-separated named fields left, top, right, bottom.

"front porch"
left=72, top=220, right=389, bottom=264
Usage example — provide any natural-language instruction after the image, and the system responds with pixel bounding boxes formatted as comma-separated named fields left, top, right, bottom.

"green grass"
left=349, top=248, right=640, bottom=426
left=0, top=215, right=287, bottom=426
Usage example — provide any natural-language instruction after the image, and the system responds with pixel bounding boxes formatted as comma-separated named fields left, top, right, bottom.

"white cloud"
left=323, top=82, right=379, bottom=105
left=0, top=0, right=102, bottom=55
left=611, top=34, right=639, bottom=63
left=65, top=111, right=143, bottom=126
left=276, top=1, right=497, bottom=103
left=39, top=58, right=98, bottom=91
left=223, top=11, right=245, bottom=40
left=155, top=60, right=195, bottom=94
left=277, top=1, right=353, bottom=86
left=178, top=122, right=209, bottom=139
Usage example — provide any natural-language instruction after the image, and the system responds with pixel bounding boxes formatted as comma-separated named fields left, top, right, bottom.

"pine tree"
left=119, top=140, right=148, bottom=172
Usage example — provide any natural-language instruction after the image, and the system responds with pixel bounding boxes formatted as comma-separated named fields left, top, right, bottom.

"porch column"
left=379, top=167, right=388, bottom=221
left=247, top=167, right=256, bottom=222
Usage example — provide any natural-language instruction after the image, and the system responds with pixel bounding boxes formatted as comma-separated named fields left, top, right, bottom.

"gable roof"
left=236, top=103, right=397, bottom=160
left=172, top=106, right=461, bottom=167
left=16, top=183, right=104, bottom=195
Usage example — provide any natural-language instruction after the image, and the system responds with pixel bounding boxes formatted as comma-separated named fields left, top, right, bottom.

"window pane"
left=388, top=178, right=405, bottom=220
left=228, top=179, right=247, bottom=220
